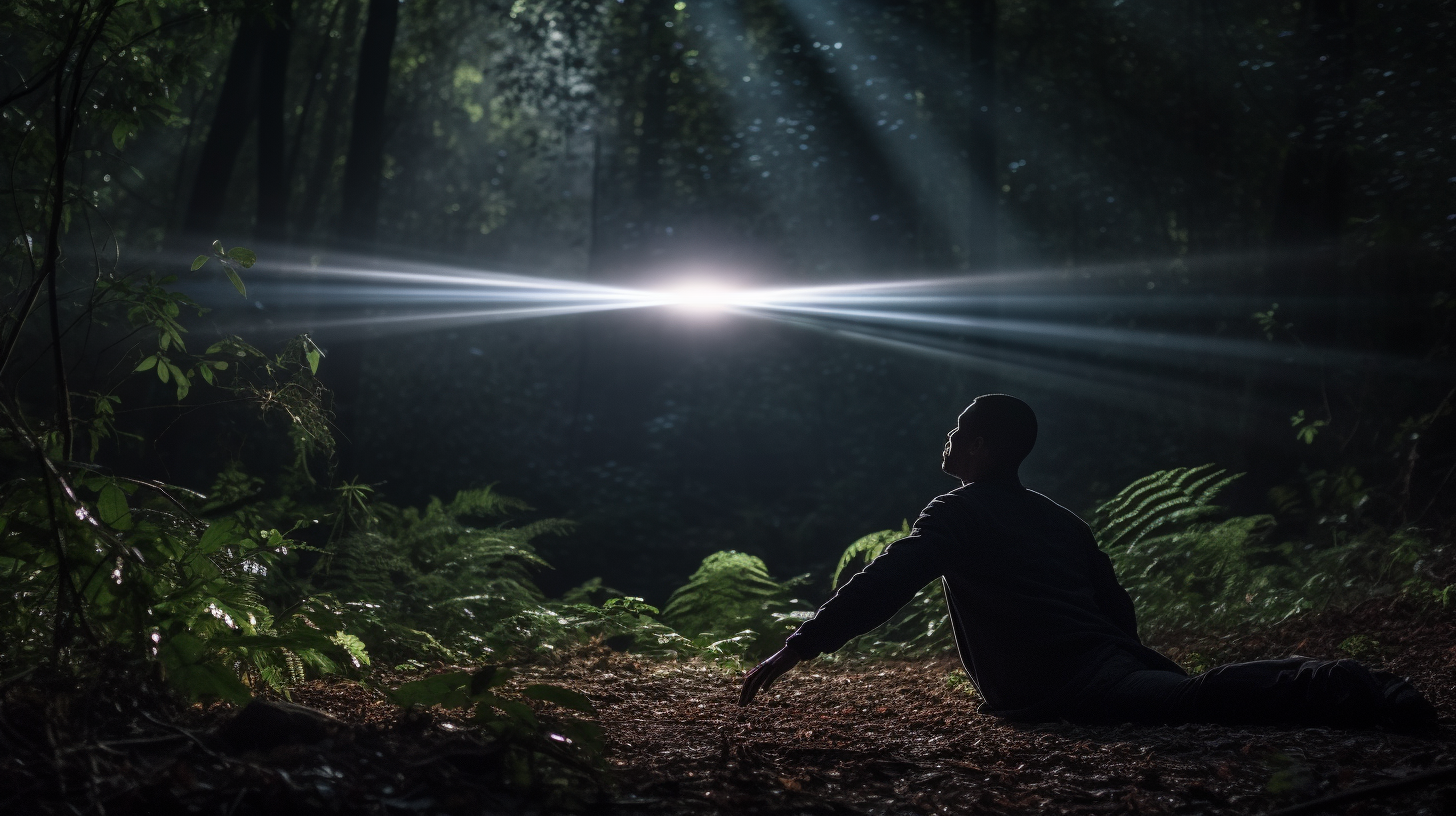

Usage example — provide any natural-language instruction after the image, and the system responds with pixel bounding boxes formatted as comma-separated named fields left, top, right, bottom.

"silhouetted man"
left=740, top=394, right=1437, bottom=733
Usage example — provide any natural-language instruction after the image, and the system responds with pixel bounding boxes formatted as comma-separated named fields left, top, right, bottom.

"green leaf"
left=470, top=665, right=514, bottom=694
left=168, top=364, right=189, bottom=400
left=224, top=267, right=246, bottom=298
left=331, top=632, right=371, bottom=667
left=191, top=255, right=208, bottom=271
left=166, top=663, right=252, bottom=705
left=199, top=365, right=214, bottom=385
left=306, top=348, right=321, bottom=374
left=111, top=122, right=132, bottom=150
left=226, top=246, right=257, bottom=268
left=198, top=519, right=240, bottom=554
left=387, top=671, right=473, bottom=709
left=161, top=631, right=207, bottom=665
left=212, top=240, right=224, bottom=255
left=134, top=355, right=158, bottom=372
left=522, top=683, right=595, bottom=714
left=97, top=484, right=132, bottom=530
left=478, top=697, right=538, bottom=729
left=157, top=362, right=170, bottom=383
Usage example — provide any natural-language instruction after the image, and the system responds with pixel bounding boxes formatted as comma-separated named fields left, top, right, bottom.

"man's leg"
left=1086, top=656, right=1437, bottom=733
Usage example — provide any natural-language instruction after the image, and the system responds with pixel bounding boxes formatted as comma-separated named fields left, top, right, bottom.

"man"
left=740, top=395, right=1438, bottom=733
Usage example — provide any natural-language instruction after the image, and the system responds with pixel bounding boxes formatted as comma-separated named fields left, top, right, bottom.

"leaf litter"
left=3, top=597, right=1454, bottom=814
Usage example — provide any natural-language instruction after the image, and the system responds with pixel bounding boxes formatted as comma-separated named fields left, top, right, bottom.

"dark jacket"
left=785, top=480, right=1183, bottom=719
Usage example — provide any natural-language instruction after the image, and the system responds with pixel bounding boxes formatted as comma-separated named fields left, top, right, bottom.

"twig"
left=137, top=710, right=226, bottom=761
left=1266, top=764, right=1456, bottom=816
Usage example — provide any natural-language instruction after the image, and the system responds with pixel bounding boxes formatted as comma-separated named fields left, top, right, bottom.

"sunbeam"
left=165, top=245, right=1449, bottom=416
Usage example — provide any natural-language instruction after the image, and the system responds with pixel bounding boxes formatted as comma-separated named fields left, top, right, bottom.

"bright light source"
left=662, top=282, right=737, bottom=311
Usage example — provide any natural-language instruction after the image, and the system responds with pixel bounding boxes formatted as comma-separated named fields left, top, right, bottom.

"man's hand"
left=739, top=646, right=802, bottom=706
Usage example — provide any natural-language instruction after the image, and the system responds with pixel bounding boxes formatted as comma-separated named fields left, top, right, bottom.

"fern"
left=661, top=551, right=810, bottom=659
left=1090, top=464, right=1240, bottom=551
left=319, top=487, right=573, bottom=661
left=832, top=520, right=911, bottom=588
left=1097, top=465, right=1438, bottom=639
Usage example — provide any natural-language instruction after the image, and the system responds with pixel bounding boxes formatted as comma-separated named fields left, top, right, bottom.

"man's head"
left=941, top=394, right=1038, bottom=483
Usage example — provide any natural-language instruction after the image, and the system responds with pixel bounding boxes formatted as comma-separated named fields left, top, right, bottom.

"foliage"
left=0, top=443, right=369, bottom=703
left=380, top=664, right=605, bottom=807
left=831, top=520, right=911, bottom=589
left=1094, top=466, right=1445, bottom=640
left=1090, top=465, right=1241, bottom=553
left=660, top=550, right=812, bottom=663
left=317, top=486, right=574, bottom=662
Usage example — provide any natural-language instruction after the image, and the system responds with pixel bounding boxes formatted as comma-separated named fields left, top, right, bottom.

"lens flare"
left=661, top=281, right=739, bottom=311
left=151, top=244, right=1448, bottom=419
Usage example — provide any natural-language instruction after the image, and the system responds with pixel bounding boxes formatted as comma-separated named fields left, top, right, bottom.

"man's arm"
left=784, top=528, right=951, bottom=659
left=1088, top=544, right=1140, bottom=641
left=740, top=500, right=962, bottom=705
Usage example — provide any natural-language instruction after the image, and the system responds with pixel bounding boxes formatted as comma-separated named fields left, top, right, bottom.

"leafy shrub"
left=1095, top=466, right=1442, bottom=640
left=1090, top=464, right=1240, bottom=551
left=318, top=487, right=574, bottom=661
left=0, top=456, right=368, bottom=704
left=660, top=550, right=811, bottom=661
left=385, top=665, right=605, bottom=807
left=831, top=521, right=911, bottom=588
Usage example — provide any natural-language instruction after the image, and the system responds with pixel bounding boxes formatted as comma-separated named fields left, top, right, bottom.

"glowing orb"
left=661, top=282, right=739, bottom=311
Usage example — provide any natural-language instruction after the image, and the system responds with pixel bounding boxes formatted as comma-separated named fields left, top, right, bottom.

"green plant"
left=0, top=456, right=369, bottom=703
left=831, top=520, right=911, bottom=588
left=385, top=665, right=605, bottom=807
left=1090, top=464, right=1241, bottom=552
left=660, top=550, right=810, bottom=661
left=1096, top=466, right=1440, bottom=640
left=318, top=486, right=575, bottom=661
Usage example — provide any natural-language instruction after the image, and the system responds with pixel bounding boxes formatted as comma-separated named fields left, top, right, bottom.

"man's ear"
left=968, top=436, right=987, bottom=455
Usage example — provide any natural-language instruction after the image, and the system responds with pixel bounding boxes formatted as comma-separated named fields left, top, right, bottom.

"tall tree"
left=338, top=0, right=400, bottom=242
left=182, top=18, right=264, bottom=234
left=255, top=0, right=293, bottom=239
left=181, top=3, right=294, bottom=238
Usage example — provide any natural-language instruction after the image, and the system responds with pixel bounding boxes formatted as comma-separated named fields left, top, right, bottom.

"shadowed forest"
left=3, top=0, right=1456, bottom=813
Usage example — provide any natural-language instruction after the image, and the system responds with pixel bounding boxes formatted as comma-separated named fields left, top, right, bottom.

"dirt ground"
left=5, top=597, right=1456, bottom=814
left=516, top=597, right=1456, bottom=815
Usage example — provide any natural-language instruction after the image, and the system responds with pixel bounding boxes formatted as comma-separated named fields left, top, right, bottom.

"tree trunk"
left=328, top=0, right=399, bottom=480
left=255, top=0, right=293, bottom=240
left=183, top=19, right=265, bottom=235
left=338, top=0, right=400, bottom=243
left=296, top=0, right=363, bottom=239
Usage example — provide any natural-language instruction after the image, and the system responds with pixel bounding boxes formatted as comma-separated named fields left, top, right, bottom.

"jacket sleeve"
left=785, top=498, right=962, bottom=658
left=1088, top=543, right=1140, bottom=641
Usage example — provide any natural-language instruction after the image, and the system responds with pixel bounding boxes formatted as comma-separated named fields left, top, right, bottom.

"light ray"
left=166, top=245, right=1447, bottom=407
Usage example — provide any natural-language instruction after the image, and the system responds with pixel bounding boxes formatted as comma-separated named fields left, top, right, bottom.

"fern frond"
left=831, top=520, right=912, bottom=589
left=1091, top=464, right=1241, bottom=551
left=661, top=551, right=805, bottom=651
left=447, top=486, right=531, bottom=519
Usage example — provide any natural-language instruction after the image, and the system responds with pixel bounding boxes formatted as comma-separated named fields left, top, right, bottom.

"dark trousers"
left=1063, top=649, right=1434, bottom=731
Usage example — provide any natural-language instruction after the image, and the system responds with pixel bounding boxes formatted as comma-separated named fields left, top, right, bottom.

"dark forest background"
left=4, top=0, right=1453, bottom=605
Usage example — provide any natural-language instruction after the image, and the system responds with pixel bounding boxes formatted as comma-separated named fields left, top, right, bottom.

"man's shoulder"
left=941, top=484, right=1091, bottom=527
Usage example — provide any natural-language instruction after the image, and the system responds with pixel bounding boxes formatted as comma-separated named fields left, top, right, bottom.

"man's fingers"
left=739, top=665, right=764, bottom=706
left=739, top=649, right=800, bottom=706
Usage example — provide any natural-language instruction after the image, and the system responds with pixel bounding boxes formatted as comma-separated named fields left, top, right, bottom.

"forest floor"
left=6, top=597, right=1456, bottom=815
